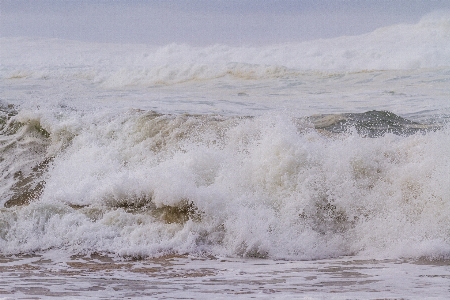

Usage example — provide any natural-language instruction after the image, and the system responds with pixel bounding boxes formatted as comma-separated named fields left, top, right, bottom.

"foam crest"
left=0, top=108, right=449, bottom=260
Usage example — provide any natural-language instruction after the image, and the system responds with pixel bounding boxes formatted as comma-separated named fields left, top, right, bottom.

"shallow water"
left=1, top=254, right=449, bottom=299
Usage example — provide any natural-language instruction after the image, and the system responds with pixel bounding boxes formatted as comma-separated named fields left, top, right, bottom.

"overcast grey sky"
left=1, top=0, right=449, bottom=45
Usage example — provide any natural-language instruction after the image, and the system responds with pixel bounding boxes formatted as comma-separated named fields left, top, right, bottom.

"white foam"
left=1, top=109, right=449, bottom=260
left=1, top=11, right=449, bottom=260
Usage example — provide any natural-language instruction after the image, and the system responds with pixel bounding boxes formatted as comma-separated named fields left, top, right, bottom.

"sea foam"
left=1, top=11, right=449, bottom=260
left=1, top=108, right=449, bottom=259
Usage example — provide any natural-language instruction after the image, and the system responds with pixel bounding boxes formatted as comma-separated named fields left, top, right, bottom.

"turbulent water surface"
left=1, top=11, right=450, bottom=299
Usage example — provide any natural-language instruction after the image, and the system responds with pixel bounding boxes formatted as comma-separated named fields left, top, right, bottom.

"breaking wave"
left=1, top=105, right=449, bottom=260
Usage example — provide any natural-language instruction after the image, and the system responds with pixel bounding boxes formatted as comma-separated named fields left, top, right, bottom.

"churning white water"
left=1, top=11, right=450, bottom=299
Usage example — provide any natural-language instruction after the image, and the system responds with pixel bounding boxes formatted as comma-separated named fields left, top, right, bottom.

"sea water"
left=1, top=12, right=450, bottom=299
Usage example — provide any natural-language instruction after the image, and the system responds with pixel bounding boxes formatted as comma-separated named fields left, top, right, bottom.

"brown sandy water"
left=0, top=254, right=449, bottom=299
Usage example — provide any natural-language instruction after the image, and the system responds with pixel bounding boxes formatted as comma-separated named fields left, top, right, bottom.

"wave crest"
left=1, top=108, right=449, bottom=259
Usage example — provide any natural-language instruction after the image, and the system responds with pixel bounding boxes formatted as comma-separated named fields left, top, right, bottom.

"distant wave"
left=1, top=12, right=449, bottom=88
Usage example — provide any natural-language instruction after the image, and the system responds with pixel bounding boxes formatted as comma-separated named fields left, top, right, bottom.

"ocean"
left=1, top=8, right=450, bottom=299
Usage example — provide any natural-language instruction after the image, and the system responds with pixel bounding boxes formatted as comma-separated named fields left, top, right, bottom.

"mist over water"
left=2, top=1, right=450, bottom=45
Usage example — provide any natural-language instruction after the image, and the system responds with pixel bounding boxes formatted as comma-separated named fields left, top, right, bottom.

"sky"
left=1, top=0, right=450, bottom=45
